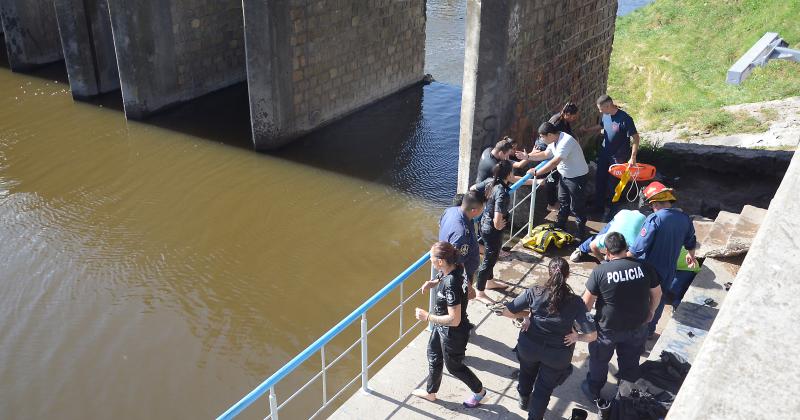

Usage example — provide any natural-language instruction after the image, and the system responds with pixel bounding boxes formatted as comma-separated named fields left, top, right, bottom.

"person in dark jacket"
left=499, top=257, right=597, bottom=420
left=474, top=160, right=515, bottom=304
left=628, top=182, right=697, bottom=338
left=413, top=241, right=487, bottom=408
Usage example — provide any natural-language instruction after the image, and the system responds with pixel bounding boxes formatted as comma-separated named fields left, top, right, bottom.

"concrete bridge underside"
left=1, top=0, right=618, bottom=181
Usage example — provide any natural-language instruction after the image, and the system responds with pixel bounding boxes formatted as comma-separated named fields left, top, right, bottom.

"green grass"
left=608, top=0, right=800, bottom=135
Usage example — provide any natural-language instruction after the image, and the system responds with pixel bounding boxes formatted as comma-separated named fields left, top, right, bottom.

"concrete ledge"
left=648, top=258, right=736, bottom=364
left=667, top=145, right=800, bottom=419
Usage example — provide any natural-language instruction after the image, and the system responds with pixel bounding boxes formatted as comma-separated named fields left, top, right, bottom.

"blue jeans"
left=647, top=270, right=699, bottom=334
left=647, top=297, right=668, bottom=336
left=587, top=325, right=648, bottom=396
left=579, top=221, right=612, bottom=254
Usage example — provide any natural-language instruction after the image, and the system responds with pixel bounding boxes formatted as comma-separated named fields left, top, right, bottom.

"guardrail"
left=218, top=160, right=550, bottom=420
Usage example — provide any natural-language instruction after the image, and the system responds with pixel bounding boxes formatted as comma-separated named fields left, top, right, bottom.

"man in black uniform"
left=580, top=232, right=662, bottom=401
left=474, top=137, right=528, bottom=184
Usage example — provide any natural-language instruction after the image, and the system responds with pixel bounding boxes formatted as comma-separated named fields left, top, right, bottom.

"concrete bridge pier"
left=243, top=0, right=426, bottom=150
left=105, top=0, right=246, bottom=119
left=54, top=0, right=119, bottom=98
left=457, top=0, right=618, bottom=192
left=0, top=0, right=63, bottom=71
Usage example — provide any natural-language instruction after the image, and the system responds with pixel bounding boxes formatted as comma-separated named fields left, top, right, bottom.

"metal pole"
left=269, top=387, right=279, bottom=420
left=428, top=264, right=436, bottom=331
left=360, top=314, right=370, bottom=393
left=510, top=189, right=517, bottom=236
left=321, top=346, right=327, bottom=405
left=528, top=178, right=538, bottom=237
left=399, top=282, right=404, bottom=337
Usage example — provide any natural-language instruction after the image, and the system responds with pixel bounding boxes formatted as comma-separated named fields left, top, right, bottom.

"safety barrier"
left=217, top=160, right=550, bottom=420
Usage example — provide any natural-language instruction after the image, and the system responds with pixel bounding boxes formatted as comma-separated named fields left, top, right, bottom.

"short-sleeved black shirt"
left=585, top=257, right=660, bottom=331
left=433, top=266, right=469, bottom=330
left=506, top=287, right=595, bottom=348
left=549, top=112, right=574, bottom=136
left=479, top=181, right=510, bottom=234
left=475, top=147, right=499, bottom=184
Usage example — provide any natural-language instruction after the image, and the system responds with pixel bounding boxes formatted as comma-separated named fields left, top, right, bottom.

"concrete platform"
left=648, top=258, right=737, bottom=363
left=332, top=234, right=671, bottom=420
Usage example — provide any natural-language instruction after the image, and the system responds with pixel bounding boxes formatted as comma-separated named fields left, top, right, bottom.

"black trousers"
left=517, top=344, right=573, bottom=420
left=556, top=174, right=587, bottom=236
left=426, top=326, right=483, bottom=394
left=475, top=228, right=502, bottom=291
left=543, top=171, right=561, bottom=206
left=586, top=325, right=648, bottom=396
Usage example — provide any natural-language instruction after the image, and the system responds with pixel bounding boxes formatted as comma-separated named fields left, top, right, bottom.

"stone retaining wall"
left=245, top=0, right=426, bottom=150
left=458, top=0, right=617, bottom=192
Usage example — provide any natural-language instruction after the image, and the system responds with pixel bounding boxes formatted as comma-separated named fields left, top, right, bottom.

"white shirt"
left=545, top=132, right=589, bottom=178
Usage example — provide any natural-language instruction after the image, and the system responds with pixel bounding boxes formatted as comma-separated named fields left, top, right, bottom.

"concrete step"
left=648, top=258, right=737, bottom=364
left=724, top=205, right=767, bottom=257
left=691, top=216, right=715, bottom=249
left=696, top=211, right=739, bottom=258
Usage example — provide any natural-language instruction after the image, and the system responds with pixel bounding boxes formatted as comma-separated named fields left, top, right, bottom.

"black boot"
left=518, top=394, right=529, bottom=410
left=570, top=408, right=588, bottom=420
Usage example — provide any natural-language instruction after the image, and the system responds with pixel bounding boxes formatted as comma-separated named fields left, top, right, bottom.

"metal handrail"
left=218, top=159, right=550, bottom=420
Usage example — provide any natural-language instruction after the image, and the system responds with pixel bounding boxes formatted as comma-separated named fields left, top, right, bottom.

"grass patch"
left=691, top=110, right=767, bottom=134
left=608, top=0, right=800, bottom=136
left=759, top=107, right=779, bottom=122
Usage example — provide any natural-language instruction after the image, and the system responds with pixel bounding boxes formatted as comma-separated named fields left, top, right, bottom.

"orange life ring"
left=608, top=163, right=656, bottom=181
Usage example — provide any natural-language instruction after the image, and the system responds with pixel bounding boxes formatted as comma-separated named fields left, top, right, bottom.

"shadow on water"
left=0, top=33, right=69, bottom=83
left=142, top=79, right=463, bottom=205
left=144, top=82, right=254, bottom=150
left=274, top=82, right=463, bottom=204
left=0, top=33, right=7, bottom=69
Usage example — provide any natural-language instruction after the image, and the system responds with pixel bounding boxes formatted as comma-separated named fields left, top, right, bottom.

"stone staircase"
left=649, top=205, right=768, bottom=364
left=694, top=205, right=768, bottom=259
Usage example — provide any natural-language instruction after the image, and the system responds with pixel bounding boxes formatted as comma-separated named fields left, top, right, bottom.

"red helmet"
left=643, top=182, right=675, bottom=203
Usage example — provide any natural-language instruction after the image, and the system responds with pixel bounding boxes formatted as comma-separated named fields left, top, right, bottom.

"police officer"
left=475, top=137, right=528, bottom=185
left=581, top=232, right=662, bottom=401
left=499, top=257, right=596, bottom=420
left=413, top=242, right=487, bottom=408
left=439, top=190, right=486, bottom=295
left=628, top=182, right=697, bottom=338
left=475, top=160, right=515, bottom=304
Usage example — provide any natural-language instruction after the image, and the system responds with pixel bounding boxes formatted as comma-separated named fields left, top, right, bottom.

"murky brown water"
left=0, top=1, right=660, bottom=418
left=0, top=41, right=459, bottom=420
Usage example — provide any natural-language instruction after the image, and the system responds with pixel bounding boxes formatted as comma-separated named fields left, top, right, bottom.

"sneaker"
left=570, top=248, right=587, bottom=263
left=463, top=389, right=486, bottom=408
left=580, top=379, right=599, bottom=402
left=518, top=394, right=530, bottom=410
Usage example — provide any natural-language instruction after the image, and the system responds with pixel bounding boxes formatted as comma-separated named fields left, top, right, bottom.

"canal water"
left=0, top=1, right=653, bottom=419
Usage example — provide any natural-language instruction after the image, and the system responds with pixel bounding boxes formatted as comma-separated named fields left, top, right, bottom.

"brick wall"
left=0, top=0, right=63, bottom=70
left=107, top=0, right=246, bottom=117
left=458, top=0, right=617, bottom=191
left=169, top=0, right=245, bottom=92
left=245, top=0, right=426, bottom=149
left=504, top=0, right=617, bottom=149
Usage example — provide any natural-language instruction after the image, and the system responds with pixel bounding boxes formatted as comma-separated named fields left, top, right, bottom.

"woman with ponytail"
left=474, top=159, right=515, bottom=304
left=498, top=257, right=597, bottom=420
left=413, top=241, right=487, bottom=408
